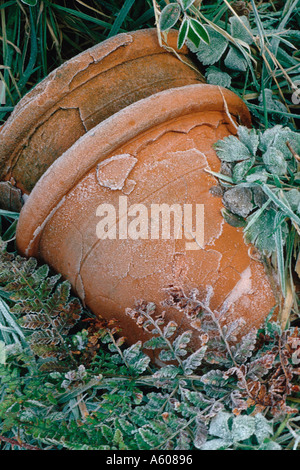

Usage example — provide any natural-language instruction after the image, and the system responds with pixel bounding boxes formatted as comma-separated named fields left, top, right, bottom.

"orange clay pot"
left=16, top=84, right=278, bottom=352
left=0, top=29, right=204, bottom=199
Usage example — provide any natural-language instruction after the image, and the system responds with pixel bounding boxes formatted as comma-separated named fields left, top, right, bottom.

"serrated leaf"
left=182, top=346, right=207, bottom=374
left=231, top=328, right=257, bottom=364
left=201, top=437, right=231, bottom=450
left=173, top=331, right=192, bottom=356
left=224, top=46, right=248, bottom=71
left=143, top=336, right=168, bottom=350
left=231, top=415, right=255, bottom=442
left=208, top=411, right=232, bottom=440
left=206, top=67, right=231, bottom=88
left=195, top=26, right=228, bottom=64
left=262, top=147, right=287, bottom=176
left=159, top=3, right=181, bottom=32
left=254, top=414, right=273, bottom=444
left=244, top=207, right=287, bottom=254
left=214, top=135, right=251, bottom=162
left=163, top=321, right=177, bottom=339
left=230, top=15, right=253, bottom=45
left=153, top=364, right=180, bottom=379
left=232, top=158, right=255, bottom=183
left=237, top=126, right=259, bottom=156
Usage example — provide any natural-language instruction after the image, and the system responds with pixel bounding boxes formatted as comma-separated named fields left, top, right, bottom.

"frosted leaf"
left=254, top=413, right=273, bottom=444
left=258, top=125, right=283, bottom=153
left=284, top=189, right=300, bottom=213
left=231, top=415, right=255, bottom=442
left=237, top=126, right=259, bottom=156
left=230, top=15, right=253, bottom=45
left=259, top=441, right=282, bottom=450
left=208, top=411, right=232, bottom=440
left=262, top=147, right=287, bottom=176
left=214, top=135, right=251, bottom=162
left=232, top=158, right=255, bottom=183
left=193, top=26, right=228, bottom=65
left=201, top=438, right=231, bottom=450
left=259, top=89, right=288, bottom=124
left=206, top=67, right=232, bottom=88
left=224, top=46, right=247, bottom=71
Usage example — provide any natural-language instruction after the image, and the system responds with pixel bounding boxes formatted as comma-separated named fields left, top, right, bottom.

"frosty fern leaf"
left=0, top=244, right=82, bottom=369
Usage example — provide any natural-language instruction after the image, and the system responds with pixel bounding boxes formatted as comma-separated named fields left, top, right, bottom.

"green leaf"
left=187, top=24, right=201, bottom=48
left=20, top=0, right=38, bottom=5
left=214, top=135, right=251, bottom=162
left=179, top=0, right=195, bottom=10
left=262, top=147, right=287, bottom=176
left=237, top=126, right=259, bottom=156
left=177, top=18, right=189, bottom=49
left=206, top=67, right=231, bottom=88
left=284, top=189, right=300, bottom=213
left=182, top=346, right=207, bottom=374
left=230, top=15, right=253, bottom=45
left=193, top=26, right=228, bottom=64
left=224, top=46, right=248, bottom=71
left=108, top=0, right=135, bottom=38
left=153, top=364, right=180, bottom=379
left=245, top=207, right=288, bottom=254
left=159, top=3, right=181, bottom=32
left=232, top=158, right=255, bottom=183
left=173, top=331, right=192, bottom=356
left=189, top=19, right=210, bottom=45
left=261, top=185, right=300, bottom=226
left=221, top=208, right=247, bottom=228
left=245, top=166, right=270, bottom=183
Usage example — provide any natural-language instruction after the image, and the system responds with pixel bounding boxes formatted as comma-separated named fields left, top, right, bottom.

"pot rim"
left=16, top=83, right=251, bottom=258
left=0, top=28, right=198, bottom=180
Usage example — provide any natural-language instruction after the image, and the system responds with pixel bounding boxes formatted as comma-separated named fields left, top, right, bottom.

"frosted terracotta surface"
left=16, top=85, right=277, bottom=350
left=0, top=29, right=203, bottom=196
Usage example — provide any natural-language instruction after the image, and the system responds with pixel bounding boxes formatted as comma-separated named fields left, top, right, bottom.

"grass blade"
left=261, top=185, right=300, bottom=226
left=108, top=0, right=136, bottom=37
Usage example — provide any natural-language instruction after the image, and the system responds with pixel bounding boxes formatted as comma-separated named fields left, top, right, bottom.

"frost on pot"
left=16, top=84, right=278, bottom=358
left=0, top=29, right=204, bottom=208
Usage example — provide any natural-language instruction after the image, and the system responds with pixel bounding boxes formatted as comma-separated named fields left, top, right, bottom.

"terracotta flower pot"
left=0, top=29, right=204, bottom=201
left=16, top=84, right=277, bottom=352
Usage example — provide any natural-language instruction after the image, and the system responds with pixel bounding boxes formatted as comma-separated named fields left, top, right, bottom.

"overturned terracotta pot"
left=0, top=29, right=204, bottom=200
left=16, top=84, right=277, bottom=350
